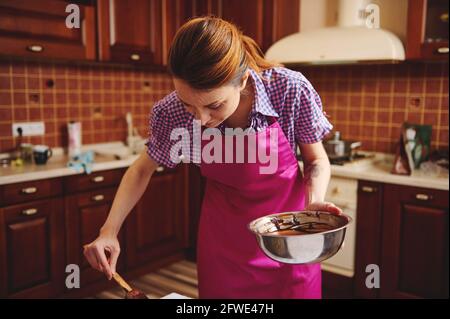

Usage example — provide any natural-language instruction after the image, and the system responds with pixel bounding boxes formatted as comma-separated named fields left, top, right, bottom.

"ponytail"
left=241, top=35, right=281, bottom=74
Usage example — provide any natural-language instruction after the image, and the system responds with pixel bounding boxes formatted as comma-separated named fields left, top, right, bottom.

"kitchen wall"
left=299, top=62, right=449, bottom=153
left=0, top=60, right=448, bottom=154
left=0, top=60, right=173, bottom=153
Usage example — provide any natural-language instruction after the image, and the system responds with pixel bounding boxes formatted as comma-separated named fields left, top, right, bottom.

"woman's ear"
left=239, top=70, right=250, bottom=91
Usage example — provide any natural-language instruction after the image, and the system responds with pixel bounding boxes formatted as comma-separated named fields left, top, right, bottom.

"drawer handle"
left=92, top=194, right=104, bottom=202
left=91, top=176, right=105, bottom=183
left=416, top=193, right=432, bottom=201
left=436, top=47, right=449, bottom=54
left=130, top=53, right=140, bottom=61
left=156, top=166, right=164, bottom=173
left=22, top=208, right=38, bottom=216
left=27, top=45, right=44, bottom=53
left=361, top=186, right=377, bottom=193
left=21, top=187, right=38, bottom=194
left=440, top=13, right=448, bottom=23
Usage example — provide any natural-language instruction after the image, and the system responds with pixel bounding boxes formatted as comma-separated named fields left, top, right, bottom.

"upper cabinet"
left=182, top=0, right=300, bottom=54
left=97, top=0, right=164, bottom=65
left=0, top=0, right=299, bottom=66
left=407, top=0, right=449, bottom=60
left=0, top=0, right=96, bottom=60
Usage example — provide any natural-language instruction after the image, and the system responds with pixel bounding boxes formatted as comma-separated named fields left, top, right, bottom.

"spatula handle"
left=112, top=273, right=133, bottom=292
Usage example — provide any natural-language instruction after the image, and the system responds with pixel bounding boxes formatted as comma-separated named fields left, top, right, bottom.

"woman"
left=84, top=16, right=341, bottom=299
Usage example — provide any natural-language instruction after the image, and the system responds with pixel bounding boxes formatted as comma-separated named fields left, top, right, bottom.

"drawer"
left=74, top=187, right=117, bottom=208
left=386, top=184, right=449, bottom=208
left=2, top=198, right=56, bottom=221
left=0, top=178, right=63, bottom=207
left=325, top=177, right=358, bottom=208
left=64, top=169, right=125, bottom=193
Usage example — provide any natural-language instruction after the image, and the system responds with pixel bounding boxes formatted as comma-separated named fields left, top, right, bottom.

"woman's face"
left=173, top=73, right=249, bottom=128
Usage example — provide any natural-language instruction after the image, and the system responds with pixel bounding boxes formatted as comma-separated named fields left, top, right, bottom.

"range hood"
left=265, top=0, right=405, bottom=65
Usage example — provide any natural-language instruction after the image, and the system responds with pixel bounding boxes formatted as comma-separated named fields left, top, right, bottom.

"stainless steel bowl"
left=248, top=211, right=352, bottom=264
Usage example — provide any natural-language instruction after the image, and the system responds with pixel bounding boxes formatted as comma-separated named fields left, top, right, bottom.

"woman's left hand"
left=305, top=201, right=343, bottom=215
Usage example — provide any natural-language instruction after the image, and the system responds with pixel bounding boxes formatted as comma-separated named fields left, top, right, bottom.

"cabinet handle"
left=130, top=54, right=140, bottom=61
left=440, top=13, right=448, bottom=22
left=436, top=47, right=449, bottom=54
left=91, top=176, right=104, bottom=183
left=156, top=166, right=164, bottom=173
left=92, top=194, right=104, bottom=202
left=21, top=187, right=37, bottom=194
left=26, top=45, right=44, bottom=53
left=361, top=186, right=377, bottom=193
left=415, top=193, right=432, bottom=201
left=22, top=208, right=38, bottom=216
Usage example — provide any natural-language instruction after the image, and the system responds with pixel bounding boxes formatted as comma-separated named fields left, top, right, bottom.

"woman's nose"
left=195, top=110, right=211, bottom=126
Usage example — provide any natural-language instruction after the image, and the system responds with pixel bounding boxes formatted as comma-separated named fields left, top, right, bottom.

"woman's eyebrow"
left=178, top=97, right=221, bottom=107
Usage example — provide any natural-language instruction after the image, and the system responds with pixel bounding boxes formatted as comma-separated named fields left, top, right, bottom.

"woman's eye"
left=208, top=103, right=222, bottom=110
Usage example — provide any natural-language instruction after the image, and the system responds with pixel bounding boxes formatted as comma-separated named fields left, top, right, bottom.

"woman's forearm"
left=100, top=165, right=153, bottom=236
left=303, top=158, right=331, bottom=205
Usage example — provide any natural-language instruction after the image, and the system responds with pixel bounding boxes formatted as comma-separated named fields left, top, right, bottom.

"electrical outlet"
left=12, top=122, right=45, bottom=137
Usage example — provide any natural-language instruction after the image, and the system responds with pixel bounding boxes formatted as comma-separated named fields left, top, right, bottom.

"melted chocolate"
left=125, top=289, right=148, bottom=299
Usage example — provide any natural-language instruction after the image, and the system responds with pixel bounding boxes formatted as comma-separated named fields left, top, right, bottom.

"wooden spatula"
left=112, top=272, right=148, bottom=299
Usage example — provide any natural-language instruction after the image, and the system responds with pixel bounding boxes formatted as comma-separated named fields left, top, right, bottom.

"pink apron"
left=197, top=119, right=321, bottom=299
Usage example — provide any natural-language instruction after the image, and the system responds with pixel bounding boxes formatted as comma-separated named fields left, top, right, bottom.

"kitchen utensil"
left=248, top=211, right=352, bottom=264
left=112, top=272, right=148, bottom=299
left=324, top=131, right=361, bottom=161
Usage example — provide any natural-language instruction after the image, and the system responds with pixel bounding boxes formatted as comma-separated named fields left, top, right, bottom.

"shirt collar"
left=248, top=69, right=279, bottom=118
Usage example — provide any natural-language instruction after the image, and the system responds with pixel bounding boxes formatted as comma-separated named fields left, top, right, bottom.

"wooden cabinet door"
left=407, top=0, right=449, bottom=60
left=0, top=198, right=65, bottom=298
left=0, top=0, right=96, bottom=60
left=353, top=181, right=384, bottom=299
left=125, top=166, right=188, bottom=268
left=381, top=184, right=449, bottom=298
left=65, top=187, right=125, bottom=288
left=220, top=0, right=265, bottom=49
left=97, top=0, right=164, bottom=65
left=219, top=0, right=300, bottom=53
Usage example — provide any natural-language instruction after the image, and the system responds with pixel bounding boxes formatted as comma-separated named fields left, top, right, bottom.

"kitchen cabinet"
left=125, top=165, right=189, bottom=268
left=0, top=179, right=65, bottom=298
left=65, top=169, right=126, bottom=289
left=0, top=0, right=96, bottom=61
left=0, top=164, right=190, bottom=298
left=354, top=181, right=449, bottom=299
left=1, top=0, right=299, bottom=65
left=353, top=181, right=384, bottom=299
left=180, top=0, right=300, bottom=53
left=380, top=184, right=448, bottom=298
left=97, top=0, right=165, bottom=65
left=407, top=0, right=449, bottom=60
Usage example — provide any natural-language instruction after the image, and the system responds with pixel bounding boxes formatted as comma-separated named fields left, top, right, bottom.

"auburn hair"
left=168, top=16, right=281, bottom=90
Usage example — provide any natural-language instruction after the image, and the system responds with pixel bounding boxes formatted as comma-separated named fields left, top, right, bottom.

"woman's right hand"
left=83, top=232, right=120, bottom=280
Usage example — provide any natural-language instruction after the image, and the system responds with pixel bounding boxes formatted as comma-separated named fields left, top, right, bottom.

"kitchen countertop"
left=0, top=142, right=141, bottom=186
left=325, top=153, right=449, bottom=191
left=0, top=143, right=448, bottom=191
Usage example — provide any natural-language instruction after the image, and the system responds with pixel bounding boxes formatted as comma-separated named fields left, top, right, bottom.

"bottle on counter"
left=68, top=121, right=82, bottom=159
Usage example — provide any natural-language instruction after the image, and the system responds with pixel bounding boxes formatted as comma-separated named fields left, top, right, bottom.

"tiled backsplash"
left=0, top=60, right=173, bottom=153
left=0, top=60, right=448, bottom=154
left=299, top=62, right=449, bottom=153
